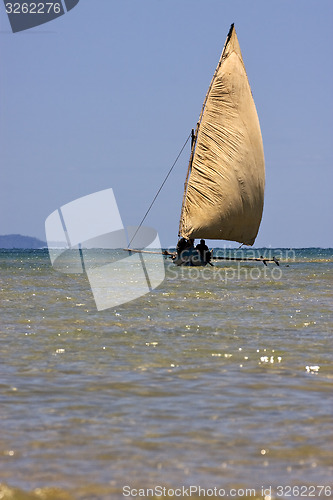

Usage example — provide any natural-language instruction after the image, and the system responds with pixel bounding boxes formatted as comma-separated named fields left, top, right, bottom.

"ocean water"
left=0, top=248, right=332, bottom=500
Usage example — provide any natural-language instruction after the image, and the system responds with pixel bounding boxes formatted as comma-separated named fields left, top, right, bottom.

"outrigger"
left=124, top=247, right=279, bottom=267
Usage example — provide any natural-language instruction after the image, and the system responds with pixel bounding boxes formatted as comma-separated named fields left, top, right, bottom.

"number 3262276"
left=277, top=485, right=332, bottom=497
left=6, top=3, right=62, bottom=14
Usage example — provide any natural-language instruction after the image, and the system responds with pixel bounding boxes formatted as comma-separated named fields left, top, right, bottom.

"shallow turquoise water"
left=0, top=249, right=332, bottom=499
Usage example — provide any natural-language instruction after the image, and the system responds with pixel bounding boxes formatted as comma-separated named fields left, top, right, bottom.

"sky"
left=1, top=0, right=332, bottom=248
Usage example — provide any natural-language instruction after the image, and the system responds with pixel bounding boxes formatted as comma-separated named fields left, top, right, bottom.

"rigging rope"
left=128, top=131, right=192, bottom=248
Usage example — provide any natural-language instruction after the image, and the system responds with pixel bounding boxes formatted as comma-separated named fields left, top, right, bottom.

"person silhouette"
left=196, top=239, right=211, bottom=263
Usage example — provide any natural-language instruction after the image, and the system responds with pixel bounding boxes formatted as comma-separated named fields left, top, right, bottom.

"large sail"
left=179, top=24, right=265, bottom=246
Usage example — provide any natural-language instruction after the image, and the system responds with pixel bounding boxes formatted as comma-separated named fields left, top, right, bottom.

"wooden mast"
left=178, top=24, right=235, bottom=238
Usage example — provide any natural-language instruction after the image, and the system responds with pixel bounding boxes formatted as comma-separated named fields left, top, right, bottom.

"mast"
left=178, top=24, right=235, bottom=238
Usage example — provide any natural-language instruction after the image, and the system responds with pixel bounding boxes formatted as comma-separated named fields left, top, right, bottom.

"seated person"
left=196, top=239, right=211, bottom=262
left=176, top=238, right=194, bottom=256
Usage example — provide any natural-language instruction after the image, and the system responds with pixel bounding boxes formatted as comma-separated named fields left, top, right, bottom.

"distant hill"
left=0, top=234, right=46, bottom=249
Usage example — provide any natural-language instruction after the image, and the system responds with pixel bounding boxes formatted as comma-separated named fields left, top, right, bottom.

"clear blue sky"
left=1, top=0, right=332, bottom=248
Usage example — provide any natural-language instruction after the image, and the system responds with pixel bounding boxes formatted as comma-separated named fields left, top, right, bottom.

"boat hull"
left=172, top=249, right=208, bottom=267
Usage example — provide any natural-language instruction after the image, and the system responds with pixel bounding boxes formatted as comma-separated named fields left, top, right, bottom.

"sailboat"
left=173, top=23, right=268, bottom=265
left=127, top=24, right=278, bottom=267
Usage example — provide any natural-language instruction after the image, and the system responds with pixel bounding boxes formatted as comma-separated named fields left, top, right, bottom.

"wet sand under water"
left=0, top=248, right=332, bottom=499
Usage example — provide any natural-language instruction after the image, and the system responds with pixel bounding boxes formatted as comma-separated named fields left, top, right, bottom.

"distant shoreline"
left=0, top=234, right=46, bottom=249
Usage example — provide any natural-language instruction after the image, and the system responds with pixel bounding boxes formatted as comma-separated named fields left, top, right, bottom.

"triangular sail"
left=179, top=24, right=265, bottom=246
